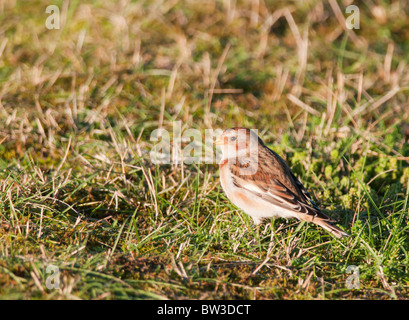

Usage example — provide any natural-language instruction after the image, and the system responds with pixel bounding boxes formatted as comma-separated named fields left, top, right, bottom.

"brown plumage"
left=215, top=127, right=349, bottom=239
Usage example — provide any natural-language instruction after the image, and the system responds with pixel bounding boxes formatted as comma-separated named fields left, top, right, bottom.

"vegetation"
left=1, top=0, right=409, bottom=299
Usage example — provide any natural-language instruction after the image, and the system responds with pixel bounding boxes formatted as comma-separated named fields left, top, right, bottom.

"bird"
left=214, top=127, right=349, bottom=239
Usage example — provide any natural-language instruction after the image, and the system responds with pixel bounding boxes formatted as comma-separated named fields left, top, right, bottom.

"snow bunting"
left=215, top=127, right=348, bottom=238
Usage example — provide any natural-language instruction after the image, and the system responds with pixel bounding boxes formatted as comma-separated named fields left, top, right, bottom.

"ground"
left=1, top=0, right=409, bottom=299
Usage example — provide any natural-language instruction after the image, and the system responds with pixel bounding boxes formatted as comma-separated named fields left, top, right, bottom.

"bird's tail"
left=314, top=219, right=349, bottom=239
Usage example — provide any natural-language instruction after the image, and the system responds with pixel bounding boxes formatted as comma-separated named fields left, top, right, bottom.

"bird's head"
left=214, top=127, right=261, bottom=160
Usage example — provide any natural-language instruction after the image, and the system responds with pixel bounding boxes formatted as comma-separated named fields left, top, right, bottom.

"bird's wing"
left=229, top=155, right=334, bottom=222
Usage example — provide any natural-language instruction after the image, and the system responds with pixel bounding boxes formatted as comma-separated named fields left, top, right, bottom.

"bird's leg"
left=268, top=220, right=276, bottom=244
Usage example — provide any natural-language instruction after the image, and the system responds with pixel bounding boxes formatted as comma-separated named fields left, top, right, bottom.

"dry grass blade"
left=351, top=86, right=400, bottom=117
left=287, top=93, right=321, bottom=117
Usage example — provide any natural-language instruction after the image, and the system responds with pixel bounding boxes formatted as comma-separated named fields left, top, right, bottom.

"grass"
left=1, top=0, right=409, bottom=299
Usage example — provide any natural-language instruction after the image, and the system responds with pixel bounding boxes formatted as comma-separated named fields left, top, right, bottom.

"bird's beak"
left=214, top=138, right=224, bottom=145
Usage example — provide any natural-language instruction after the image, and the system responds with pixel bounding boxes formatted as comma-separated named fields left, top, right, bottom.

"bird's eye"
left=230, top=136, right=237, bottom=141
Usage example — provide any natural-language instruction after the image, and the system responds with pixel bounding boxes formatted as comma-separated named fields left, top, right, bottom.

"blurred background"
left=2, top=0, right=409, bottom=143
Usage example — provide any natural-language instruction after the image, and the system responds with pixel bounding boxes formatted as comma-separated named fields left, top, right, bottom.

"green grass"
left=1, top=0, right=409, bottom=299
